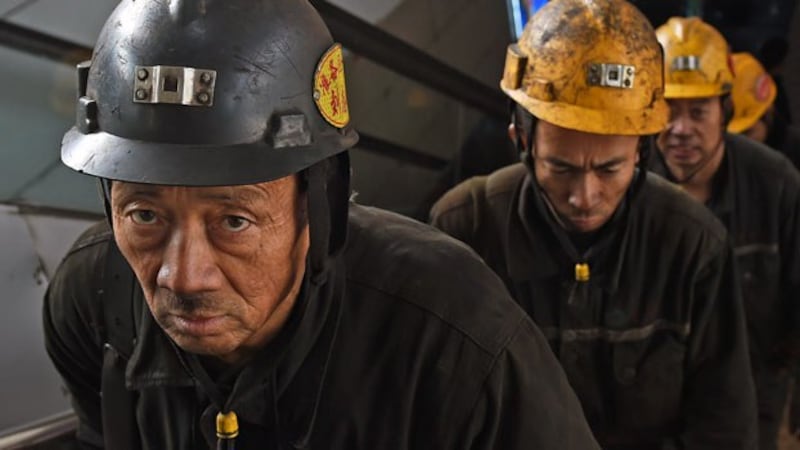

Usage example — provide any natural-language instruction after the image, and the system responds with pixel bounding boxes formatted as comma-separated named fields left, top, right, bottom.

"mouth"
left=665, top=144, right=698, bottom=160
left=569, top=215, right=603, bottom=231
left=171, top=314, right=227, bottom=336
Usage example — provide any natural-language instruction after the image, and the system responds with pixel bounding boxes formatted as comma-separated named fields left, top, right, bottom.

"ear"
left=509, top=122, right=530, bottom=152
left=508, top=122, right=518, bottom=144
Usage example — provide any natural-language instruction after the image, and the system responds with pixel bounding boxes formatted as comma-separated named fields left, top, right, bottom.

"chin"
left=665, top=149, right=703, bottom=167
left=167, top=331, right=235, bottom=358
left=568, top=216, right=606, bottom=233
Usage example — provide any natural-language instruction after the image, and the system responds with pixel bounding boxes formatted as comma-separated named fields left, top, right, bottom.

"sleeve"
left=461, top=318, right=600, bottom=450
left=43, top=240, right=108, bottom=449
left=680, top=240, right=758, bottom=450
left=774, top=163, right=800, bottom=366
left=779, top=126, right=800, bottom=171
left=429, top=177, right=487, bottom=250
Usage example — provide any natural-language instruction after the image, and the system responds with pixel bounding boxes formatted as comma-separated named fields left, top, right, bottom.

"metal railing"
left=0, top=412, right=78, bottom=449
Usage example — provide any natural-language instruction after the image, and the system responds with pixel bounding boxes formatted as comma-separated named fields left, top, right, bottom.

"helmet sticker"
left=313, top=44, right=350, bottom=128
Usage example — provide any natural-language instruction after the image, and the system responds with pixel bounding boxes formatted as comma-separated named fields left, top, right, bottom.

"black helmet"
left=62, top=0, right=358, bottom=186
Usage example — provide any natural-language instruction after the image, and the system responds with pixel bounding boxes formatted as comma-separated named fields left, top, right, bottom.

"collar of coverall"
left=705, top=133, right=736, bottom=218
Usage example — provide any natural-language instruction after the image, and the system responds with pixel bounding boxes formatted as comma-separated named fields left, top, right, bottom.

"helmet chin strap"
left=304, top=152, right=350, bottom=285
left=100, top=178, right=114, bottom=228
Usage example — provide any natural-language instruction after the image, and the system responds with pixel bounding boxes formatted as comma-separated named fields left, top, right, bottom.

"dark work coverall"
left=431, top=163, right=757, bottom=449
left=766, top=114, right=800, bottom=170
left=44, top=204, right=599, bottom=450
left=650, top=133, right=800, bottom=450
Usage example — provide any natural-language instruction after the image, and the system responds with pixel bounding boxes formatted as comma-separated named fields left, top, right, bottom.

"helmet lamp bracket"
left=132, top=65, right=217, bottom=107
left=671, top=55, right=700, bottom=71
left=587, top=63, right=635, bottom=89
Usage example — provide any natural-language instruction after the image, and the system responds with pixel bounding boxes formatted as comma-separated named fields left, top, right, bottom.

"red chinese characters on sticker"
left=313, top=44, right=350, bottom=128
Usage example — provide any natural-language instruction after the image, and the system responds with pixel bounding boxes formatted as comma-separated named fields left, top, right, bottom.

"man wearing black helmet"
left=42, top=1, right=598, bottom=449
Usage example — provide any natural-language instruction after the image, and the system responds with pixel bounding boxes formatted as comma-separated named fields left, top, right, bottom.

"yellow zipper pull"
left=574, top=263, right=590, bottom=282
left=216, top=411, right=239, bottom=450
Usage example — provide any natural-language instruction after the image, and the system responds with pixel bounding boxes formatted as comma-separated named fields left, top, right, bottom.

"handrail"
left=0, top=20, right=90, bottom=65
left=0, top=411, right=78, bottom=449
left=309, top=0, right=508, bottom=119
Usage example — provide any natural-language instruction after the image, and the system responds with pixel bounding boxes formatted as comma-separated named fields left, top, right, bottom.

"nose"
left=568, top=173, right=600, bottom=212
left=670, top=114, right=691, bottom=136
left=157, top=223, right=223, bottom=295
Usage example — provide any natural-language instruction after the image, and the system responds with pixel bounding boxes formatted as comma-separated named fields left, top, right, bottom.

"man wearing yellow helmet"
left=649, top=17, right=800, bottom=450
left=728, top=52, right=800, bottom=168
left=431, top=0, right=757, bottom=447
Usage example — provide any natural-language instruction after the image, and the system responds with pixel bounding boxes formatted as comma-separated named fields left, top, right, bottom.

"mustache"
left=665, top=133, right=696, bottom=146
left=160, top=291, right=221, bottom=315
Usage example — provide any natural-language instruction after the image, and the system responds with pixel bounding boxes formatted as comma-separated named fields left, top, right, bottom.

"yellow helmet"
left=728, top=52, right=777, bottom=133
left=656, top=17, right=734, bottom=99
left=500, top=0, right=669, bottom=136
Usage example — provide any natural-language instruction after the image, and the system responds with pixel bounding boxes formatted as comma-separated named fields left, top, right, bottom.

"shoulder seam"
left=346, top=275, right=524, bottom=358
left=66, top=230, right=113, bottom=258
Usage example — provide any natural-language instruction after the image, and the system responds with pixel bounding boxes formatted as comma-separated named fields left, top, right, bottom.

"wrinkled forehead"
left=110, top=176, right=299, bottom=207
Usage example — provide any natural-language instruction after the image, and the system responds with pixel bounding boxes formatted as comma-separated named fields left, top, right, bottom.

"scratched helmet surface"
left=500, top=0, right=669, bottom=135
left=61, top=0, right=358, bottom=186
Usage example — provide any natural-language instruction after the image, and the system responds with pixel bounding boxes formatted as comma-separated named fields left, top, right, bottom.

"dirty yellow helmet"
left=656, top=17, right=734, bottom=99
left=500, top=0, right=669, bottom=136
left=728, top=52, right=777, bottom=133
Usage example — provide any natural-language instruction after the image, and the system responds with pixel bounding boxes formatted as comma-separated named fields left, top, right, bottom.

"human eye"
left=549, top=162, right=574, bottom=174
left=130, top=209, right=158, bottom=225
left=690, top=107, right=707, bottom=121
left=599, top=165, right=621, bottom=175
left=222, top=215, right=252, bottom=233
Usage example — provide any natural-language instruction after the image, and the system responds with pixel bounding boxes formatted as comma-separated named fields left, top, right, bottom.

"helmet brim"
left=664, top=83, right=730, bottom=99
left=61, top=127, right=358, bottom=186
left=504, top=87, right=670, bottom=136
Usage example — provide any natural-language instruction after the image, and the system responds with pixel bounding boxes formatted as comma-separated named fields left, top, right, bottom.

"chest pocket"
left=736, top=245, right=780, bottom=324
left=736, top=244, right=782, bottom=357
left=612, top=333, right=686, bottom=430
